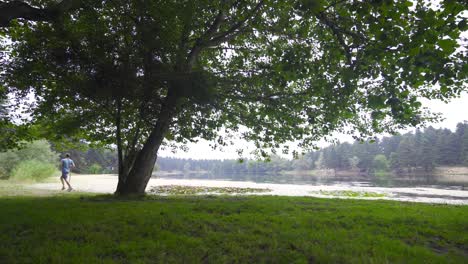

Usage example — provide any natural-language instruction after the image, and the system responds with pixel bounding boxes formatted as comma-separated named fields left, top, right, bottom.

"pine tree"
left=455, top=122, right=468, bottom=164
left=419, top=127, right=437, bottom=171
left=413, top=129, right=423, bottom=167
left=397, top=136, right=415, bottom=171
left=315, top=152, right=325, bottom=170
left=381, top=134, right=402, bottom=158
left=389, top=152, right=401, bottom=172
left=461, top=126, right=468, bottom=165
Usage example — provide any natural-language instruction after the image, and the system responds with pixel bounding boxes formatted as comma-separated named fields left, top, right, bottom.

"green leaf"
left=409, top=47, right=420, bottom=56
left=437, top=39, right=457, bottom=53
left=368, top=95, right=386, bottom=109
left=458, top=19, right=467, bottom=31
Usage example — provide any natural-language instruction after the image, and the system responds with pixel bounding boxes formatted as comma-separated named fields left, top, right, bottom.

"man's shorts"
left=61, top=172, right=69, bottom=180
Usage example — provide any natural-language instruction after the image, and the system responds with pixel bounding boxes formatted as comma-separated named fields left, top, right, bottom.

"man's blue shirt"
left=61, top=158, right=75, bottom=173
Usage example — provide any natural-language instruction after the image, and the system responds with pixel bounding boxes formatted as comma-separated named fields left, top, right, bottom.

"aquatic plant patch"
left=314, top=190, right=387, bottom=198
left=148, top=185, right=272, bottom=195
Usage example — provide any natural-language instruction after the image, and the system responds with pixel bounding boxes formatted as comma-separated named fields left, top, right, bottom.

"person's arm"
left=67, top=159, right=73, bottom=182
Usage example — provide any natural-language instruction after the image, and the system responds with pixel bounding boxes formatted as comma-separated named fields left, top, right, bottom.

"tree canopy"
left=1, top=0, right=467, bottom=194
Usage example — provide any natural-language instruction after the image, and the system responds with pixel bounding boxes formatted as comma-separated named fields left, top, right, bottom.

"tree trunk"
left=115, top=98, right=126, bottom=194
left=115, top=93, right=178, bottom=195
left=114, top=151, right=137, bottom=194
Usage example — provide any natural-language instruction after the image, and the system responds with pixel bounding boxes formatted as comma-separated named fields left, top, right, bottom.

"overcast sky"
left=159, top=92, right=468, bottom=160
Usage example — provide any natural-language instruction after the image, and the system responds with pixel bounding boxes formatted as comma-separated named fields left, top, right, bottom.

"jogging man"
left=60, top=153, right=75, bottom=191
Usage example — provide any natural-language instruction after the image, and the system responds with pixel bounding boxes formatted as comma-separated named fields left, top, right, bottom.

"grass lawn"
left=0, top=193, right=467, bottom=263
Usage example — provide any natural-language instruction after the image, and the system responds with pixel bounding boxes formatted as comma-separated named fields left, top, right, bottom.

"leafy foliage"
left=372, top=154, right=389, bottom=172
left=10, top=159, right=57, bottom=182
left=2, top=0, right=466, bottom=153
left=0, top=140, right=58, bottom=178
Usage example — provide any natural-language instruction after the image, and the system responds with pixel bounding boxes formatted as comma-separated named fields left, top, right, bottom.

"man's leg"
left=60, top=177, right=66, bottom=190
left=63, top=175, right=73, bottom=191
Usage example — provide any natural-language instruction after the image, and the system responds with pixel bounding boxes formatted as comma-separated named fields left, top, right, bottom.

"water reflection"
left=153, top=172, right=467, bottom=190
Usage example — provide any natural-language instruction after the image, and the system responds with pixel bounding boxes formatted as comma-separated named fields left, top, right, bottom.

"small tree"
left=372, top=154, right=389, bottom=173
left=87, top=163, right=103, bottom=174
left=183, top=162, right=191, bottom=172
left=389, top=152, right=401, bottom=173
left=315, top=152, right=325, bottom=170
left=349, top=156, right=360, bottom=170
left=462, top=129, right=468, bottom=166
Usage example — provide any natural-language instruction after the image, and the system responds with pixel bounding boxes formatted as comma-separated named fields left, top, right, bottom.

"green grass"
left=0, top=194, right=467, bottom=263
left=0, top=181, right=58, bottom=196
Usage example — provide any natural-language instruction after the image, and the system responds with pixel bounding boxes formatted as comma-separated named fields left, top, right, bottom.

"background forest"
left=157, top=122, right=468, bottom=175
left=1, top=122, right=467, bottom=181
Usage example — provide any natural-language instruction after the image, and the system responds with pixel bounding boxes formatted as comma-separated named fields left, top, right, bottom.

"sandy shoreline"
left=30, top=174, right=468, bottom=205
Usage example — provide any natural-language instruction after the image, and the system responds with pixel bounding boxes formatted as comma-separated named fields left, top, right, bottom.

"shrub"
left=15, top=140, right=58, bottom=164
left=372, top=154, right=389, bottom=173
left=10, top=159, right=57, bottom=182
left=87, top=163, right=103, bottom=174
left=0, top=140, right=59, bottom=179
left=0, top=151, right=20, bottom=178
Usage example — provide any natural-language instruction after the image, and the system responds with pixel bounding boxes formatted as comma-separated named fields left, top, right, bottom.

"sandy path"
left=31, top=174, right=468, bottom=205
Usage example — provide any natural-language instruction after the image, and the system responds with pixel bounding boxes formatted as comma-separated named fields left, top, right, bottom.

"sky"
left=159, top=92, right=468, bottom=160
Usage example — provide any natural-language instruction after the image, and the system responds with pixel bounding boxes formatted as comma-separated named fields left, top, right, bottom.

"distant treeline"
left=157, top=122, right=468, bottom=174
left=49, top=122, right=468, bottom=175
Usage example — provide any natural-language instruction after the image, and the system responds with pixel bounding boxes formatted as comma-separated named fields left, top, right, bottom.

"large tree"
left=1, top=0, right=466, bottom=195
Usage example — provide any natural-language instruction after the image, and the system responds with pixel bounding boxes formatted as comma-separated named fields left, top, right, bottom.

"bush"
left=10, top=160, right=57, bottom=182
left=87, top=163, right=103, bottom=174
left=15, top=140, right=58, bottom=164
left=0, top=140, right=59, bottom=179
left=0, top=151, right=20, bottom=179
left=372, top=154, right=389, bottom=173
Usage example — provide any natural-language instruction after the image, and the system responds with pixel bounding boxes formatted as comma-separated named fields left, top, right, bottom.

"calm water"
left=154, top=172, right=467, bottom=190
left=31, top=174, right=468, bottom=204
left=149, top=172, right=468, bottom=204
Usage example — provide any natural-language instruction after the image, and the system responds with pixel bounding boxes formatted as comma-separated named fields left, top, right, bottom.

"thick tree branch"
left=317, top=12, right=366, bottom=66
left=187, top=0, right=264, bottom=67
left=207, top=0, right=264, bottom=46
left=0, top=0, right=81, bottom=27
left=187, top=8, right=226, bottom=67
left=203, top=10, right=225, bottom=40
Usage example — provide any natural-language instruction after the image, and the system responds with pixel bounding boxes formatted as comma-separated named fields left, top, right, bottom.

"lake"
left=155, top=171, right=467, bottom=189
left=153, top=172, right=468, bottom=204
left=31, top=173, right=468, bottom=205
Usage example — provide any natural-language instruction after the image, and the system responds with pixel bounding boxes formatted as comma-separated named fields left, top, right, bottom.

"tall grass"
left=10, top=159, right=57, bottom=182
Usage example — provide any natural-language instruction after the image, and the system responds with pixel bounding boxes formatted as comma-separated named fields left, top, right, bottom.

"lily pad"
left=313, top=190, right=387, bottom=198
left=148, top=185, right=272, bottom=195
